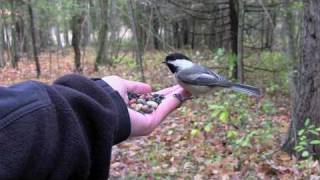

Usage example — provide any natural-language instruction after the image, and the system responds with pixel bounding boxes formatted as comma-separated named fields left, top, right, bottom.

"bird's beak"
left=162, top=61, right=167, bottom=64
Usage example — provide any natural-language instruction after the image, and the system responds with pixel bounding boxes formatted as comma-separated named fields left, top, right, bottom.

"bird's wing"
left=176, top=66, right=231, bottom=87
left=201, top=65, right=227, bottom=81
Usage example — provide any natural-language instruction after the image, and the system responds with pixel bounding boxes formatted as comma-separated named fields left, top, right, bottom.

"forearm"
left=0, top=74, right=131, bottom=179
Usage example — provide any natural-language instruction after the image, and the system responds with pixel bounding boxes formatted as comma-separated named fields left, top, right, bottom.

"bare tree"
left=10, top=0, right=19, bottom=68
left=151, top=6, right=160, bottom=49
left=28, top=0, right=41, bottom=77
left=282, top=0, right=299, bottom=67
left=0, top=18, right=5, bottom=67
left=55, top=26, right=63, bottom=50
left=95, top=0, right=110, bottom=70
left=237, top=0, right=244, bottom=83
left=128, top=0, right=145, bottom=82
left=64, top=22, right=70, bottom=47
left=71, top=0, right=86, bottom=73
left=283, top=0, right=320, bottom=159
left=229, top=0, right=238, bottom=80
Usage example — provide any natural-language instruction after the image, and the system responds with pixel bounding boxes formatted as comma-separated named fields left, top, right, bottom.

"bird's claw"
left=173, top=93, right=192, bottom=105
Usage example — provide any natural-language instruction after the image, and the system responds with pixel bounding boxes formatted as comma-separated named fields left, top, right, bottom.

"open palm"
left=103, top=76, right=190, bottom=137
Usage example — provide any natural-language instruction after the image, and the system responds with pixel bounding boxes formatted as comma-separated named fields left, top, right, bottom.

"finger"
left=151, top=88, right=190, bottom=122
left=154, top=85, right=181, bottom=95
left=128, top=88, right=190, bottom=136
left=125, top=80, right=152, bottom=94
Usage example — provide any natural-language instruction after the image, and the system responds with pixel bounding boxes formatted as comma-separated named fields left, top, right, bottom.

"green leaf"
left=304, top=118, right=310, bottom=126
left=219, top=111, right=229, bottom=123
left=294, top=146, right=304, bottom=152
left=190, top=129, right=200, bottom=137
left=226, top=130, right=238, bottom=139
left=302, top=151, right=309, bottom=158
left=309, top=130, right=319, bottom=136
left=211, top=110, right=221, bottom=118
left=310, top=140, right=320, bottom=145
left=216, top=48, right=225, bottom=56
left=208, top=104, right=223, bottom=110
left=298, top=129, right=305, bottom=136
left=299, top=141, right=307, bottom=146
left=204, top=123, right=212, bottom=132
left=309, top=125, right=315, bottom=129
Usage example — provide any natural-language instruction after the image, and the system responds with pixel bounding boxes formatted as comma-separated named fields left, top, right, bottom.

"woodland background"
left=1, top=0, right=320, bottom=179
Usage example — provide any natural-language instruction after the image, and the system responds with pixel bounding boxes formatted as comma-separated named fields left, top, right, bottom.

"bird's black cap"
left=165, top=53, right=191, bottom=63
left=163, top=53, right=191, bottom=73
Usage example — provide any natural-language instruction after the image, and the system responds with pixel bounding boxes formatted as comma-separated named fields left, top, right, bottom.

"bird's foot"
left=173, top=93, right=193, bottom=104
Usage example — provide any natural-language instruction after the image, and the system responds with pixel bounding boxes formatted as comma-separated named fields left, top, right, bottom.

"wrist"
left=93, top=78, right=131, bottom=144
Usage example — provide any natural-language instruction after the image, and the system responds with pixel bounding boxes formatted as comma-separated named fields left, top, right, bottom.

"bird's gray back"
left=176, top=64, right=231, bottom=87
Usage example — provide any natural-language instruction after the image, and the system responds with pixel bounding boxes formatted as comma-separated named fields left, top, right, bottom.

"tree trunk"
left=0, top=24, right=5, bottom=67
left=95, top=0, right=109, bottom=70
left=55, top=25, right=63, bottom=49
left=229, top=0, right=239, bottom=80
left=71, top=15, right=84, bottom=73
left=64, top=23, right=70, bottom=47
left=283, top=0, right=298, bottom=67
left=10, top=0, right=19, bottom=68
left=15, top=16, right=25, bottom=60
left=127, top=0, right=145, bottom=82
left=191, top=19, right=195, bottom=49
left=3, top=18, right=11, bottom=61
left=82, top=18, right=90, bottom=47
left=182, top=19, right=189, bottom=47
left=22, top=19, right=32, bottom=60
left=28, top=1, right=41, bottom=78
left=151, top=8, right=160, bottom=50
left=173, top=22, right=180, bottom=48
left=39, top=23, right=52, bottom=51
left=283, top=0, right=320, bottom=159
left=237, top=0, right=244, bottom=83
left=39, top=5, right=53, bottom=51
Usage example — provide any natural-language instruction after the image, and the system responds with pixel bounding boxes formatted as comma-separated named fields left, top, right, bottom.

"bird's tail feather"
left=231, top=83, right=261, bottom=97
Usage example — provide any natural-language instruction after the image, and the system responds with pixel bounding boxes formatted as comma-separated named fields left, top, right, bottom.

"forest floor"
left=1, top=50, right=320, bottom=179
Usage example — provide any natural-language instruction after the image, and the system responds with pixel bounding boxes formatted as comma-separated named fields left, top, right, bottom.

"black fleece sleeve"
left=0, top=74, right=131, bottom=180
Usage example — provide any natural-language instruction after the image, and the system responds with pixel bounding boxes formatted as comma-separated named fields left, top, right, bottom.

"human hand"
left=102, top=76, right=190, bottom=137
left=128, top=85, right=189, bottom=136
left=102, top=76, right=152, bottom=103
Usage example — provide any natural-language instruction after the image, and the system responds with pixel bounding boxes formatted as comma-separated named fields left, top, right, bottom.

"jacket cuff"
left=94, top=79, right=131, bottom=144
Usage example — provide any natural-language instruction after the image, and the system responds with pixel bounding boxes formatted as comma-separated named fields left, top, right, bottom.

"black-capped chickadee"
left=163, top=53, right=261, bottom=99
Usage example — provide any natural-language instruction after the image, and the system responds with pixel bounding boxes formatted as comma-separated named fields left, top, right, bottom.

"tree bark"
left=2, top=18, right=11, bottom=61
left=10, top=0, right=19, bottom=68
left=71, top=15, right=84, bottom=73
left=15, top=16, right=25, bottom=60
left=95, top=0, right=109, bottom=70
left=127, top=0, right=145, bottom=82
left=172, top=22, right=181, bottom=48
left=55, top=25, right=63, bottom=49
left=64, top=23, right=70, bottom=47
left=151, top=7, right=160, bottom=50
left=191, top=19, right=195, bottom=49
left=0, top=23, right=5, bottom=67
left=283, top=0, right=320, bottom=159
left=283, top=0, right=298, bottom=67
left=237, top=0, right=244, bottom=83
left=22, top=19, right=32, bottom=60
left=229, top=0, right=239, bottom=80
left=28, top=0, right=41, bottom=78
left=81, top=18, right=90, bottom=47
left=182, top=19, right=189, bottom=47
